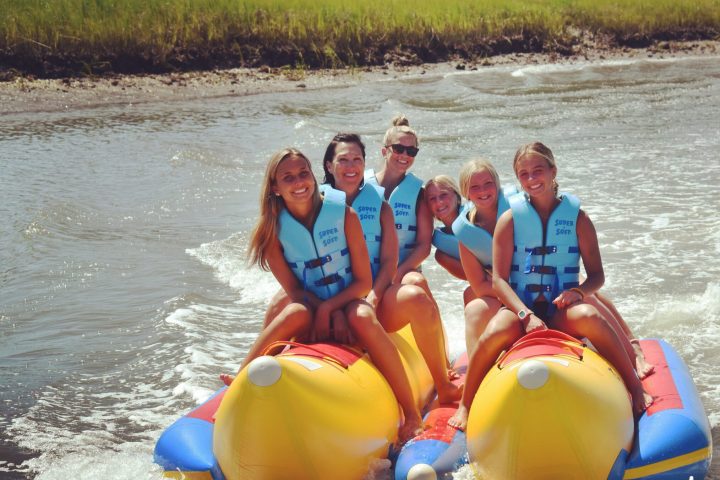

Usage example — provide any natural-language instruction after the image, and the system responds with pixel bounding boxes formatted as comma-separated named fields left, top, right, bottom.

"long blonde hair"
left=383, top=114, right=419, bottom=148
left=458, top=159, right=501, bottom=224
left=458, top=158, right=500, bottom=199
left=513, top=142, right=559, bottom=195
left=248, top=148, right=320, bottom=270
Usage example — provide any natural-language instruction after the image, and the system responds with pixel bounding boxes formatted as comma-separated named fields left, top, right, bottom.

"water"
left=1, top=55, right=719, bottom=479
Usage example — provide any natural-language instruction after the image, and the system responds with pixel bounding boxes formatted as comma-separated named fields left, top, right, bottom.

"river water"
left=1, top=55, right=719, bottom=479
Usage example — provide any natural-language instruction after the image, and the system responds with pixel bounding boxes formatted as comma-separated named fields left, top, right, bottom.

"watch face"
left=518, top=310, right=527, bottom=320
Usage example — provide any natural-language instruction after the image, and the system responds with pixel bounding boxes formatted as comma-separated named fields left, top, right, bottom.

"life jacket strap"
left=313, top=267, right=353, bottom=287
left=526, top=284, right=553, bottom=293
left=289, top=248, right=350, bottom=269
left=395, top=223, right=418, bottom=232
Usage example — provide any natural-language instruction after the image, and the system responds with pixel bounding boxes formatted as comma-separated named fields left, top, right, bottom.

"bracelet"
left=569, top=287, right=585, bottom=300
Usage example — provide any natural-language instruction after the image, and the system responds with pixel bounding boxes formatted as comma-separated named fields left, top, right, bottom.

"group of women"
left=228, top=115, right=654, bottom=444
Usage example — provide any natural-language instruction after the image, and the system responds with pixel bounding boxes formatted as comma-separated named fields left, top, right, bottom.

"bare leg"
left=594, top=291, right=654, bottom=378
left=345, top=300, right=423, bottom=444
left=463, top=285, right=476, bottom=306
left=231, top=302, right=312, bottom=379
left=378, top=283, right=462, bottom=404
left=263, top=288, right=291, bottom=328
left=401, top=271, right=453, bottom=369
left=553, top=303, right=652, bottom=417
left=448, top=310, right=522, bottom=431
left=220, top=290, right=297, bottom=385
left=463, top=296, right=502, bottom=354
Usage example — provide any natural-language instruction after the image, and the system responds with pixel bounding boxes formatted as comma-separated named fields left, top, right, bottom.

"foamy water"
left=1, top=54, right=718, bottom=479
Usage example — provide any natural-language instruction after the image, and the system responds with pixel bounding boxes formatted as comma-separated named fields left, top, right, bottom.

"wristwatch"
left=518, top=309, right=532, bottom=322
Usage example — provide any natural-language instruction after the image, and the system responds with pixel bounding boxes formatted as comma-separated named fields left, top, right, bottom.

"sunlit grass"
left=1, top=0, right=718, bottom=72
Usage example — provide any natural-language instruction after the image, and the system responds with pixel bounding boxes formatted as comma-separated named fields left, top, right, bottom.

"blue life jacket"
left=278, top=193, right=352, bottom=300
left=432, top=226, right=460, bottom=260
left=320, top=182, right=385, bottom=280
left=365, top=169, right=423, bottom=264
left=509, top=193, right=581, bottom=313
left=451, top=185, right=519, bottom=268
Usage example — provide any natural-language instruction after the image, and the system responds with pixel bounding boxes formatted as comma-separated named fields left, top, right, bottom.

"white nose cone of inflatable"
left=407, top=463, right=437, bottom=480
left=517, top=359, right=549, bottom=390
left=247, top=355, right=282, bottom=387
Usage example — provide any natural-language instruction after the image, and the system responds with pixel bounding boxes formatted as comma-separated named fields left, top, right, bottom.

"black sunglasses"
left=387, top=144, right=419, bottom=157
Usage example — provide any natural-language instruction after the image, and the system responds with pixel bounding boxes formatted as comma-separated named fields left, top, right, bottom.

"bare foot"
left=437, top=382, right=463, bottom=405
left=219, top=373, right=235, bottom=386
left=447, top=405, right=469, bottom=431
left=631, top=340, right=655, bottom=379
left=636, top=357, right=655, bottom=379
left=398, top=414, right=424, bottom=445
left=447, top=367, right=461, bottom=381
left=631, top=384, right=653, bottom=418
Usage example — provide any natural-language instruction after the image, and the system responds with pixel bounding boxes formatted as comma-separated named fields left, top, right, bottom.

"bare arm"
left=552, top=209, right=606, bottom=309
left=367, top=202, right=399, bottom=307
left=435, top=249, right=467, bottom=280
left=395, top=188, right=433, bottom=280
left=575, top=209, right=604, bottom=295
left=459, top=242, right=493, bottom=297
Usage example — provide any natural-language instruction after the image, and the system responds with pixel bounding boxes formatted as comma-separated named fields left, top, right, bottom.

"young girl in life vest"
left=323, top=134, right=461, bottom=406
left=425, top=176, right=477, bottom=306
left=425, top=176, right=465, bottom=280
left=491, top=142, right=652, bottom=417
left=446, top=156, right=653, bottom=430
left=240, top=147, right=423, bottom=441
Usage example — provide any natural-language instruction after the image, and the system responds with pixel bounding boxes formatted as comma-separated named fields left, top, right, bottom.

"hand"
left=311, top=303, right=332, bottom=342
left=552, top=289, right=583, bottom=310
left=330, top=310, right=355, bottom=345
left=524, top=314, right=547, bottom=334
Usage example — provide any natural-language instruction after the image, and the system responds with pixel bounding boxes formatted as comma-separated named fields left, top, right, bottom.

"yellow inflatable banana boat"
left=467, top=330, right=634, bottom=480
left=213, top=325, right=434, bottom=480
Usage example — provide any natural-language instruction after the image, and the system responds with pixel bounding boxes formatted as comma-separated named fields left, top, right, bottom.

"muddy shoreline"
left=1, top=40, right=718, bottom=115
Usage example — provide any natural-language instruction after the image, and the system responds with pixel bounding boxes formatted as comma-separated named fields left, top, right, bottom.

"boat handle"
left=262, top=340, right=351, bottom=369
left=496, top=337, right=584, bottom=368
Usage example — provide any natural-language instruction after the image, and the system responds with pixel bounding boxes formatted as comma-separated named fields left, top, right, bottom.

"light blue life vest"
left=432, top=226, right=460, bottom=260
left=278, top=193, right=352, bottom=300
left=509, top=193, right=581, bottom=312
left=320, top=182, right=385, bottom=280
left=365, top=169, right=423, bottom=264
left=451, top=185, right=519, bottom=268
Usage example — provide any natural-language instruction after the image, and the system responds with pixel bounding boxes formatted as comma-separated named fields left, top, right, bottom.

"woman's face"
left=382, top=132, right=418, bottom=173
left=326, top=142, right=365, bottom=192
left=515, top=154, right=556, bottom=198
left=272, top=155, right=316, bottom=206
left=426, top=183, right=459, bottom=225
left=466, top=169, right=498, bottom=211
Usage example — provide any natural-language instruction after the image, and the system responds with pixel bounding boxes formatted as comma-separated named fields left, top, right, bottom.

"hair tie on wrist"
left=570, top=287, right=585, bottom=300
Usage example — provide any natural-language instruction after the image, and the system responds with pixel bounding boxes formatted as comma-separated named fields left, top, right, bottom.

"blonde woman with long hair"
left=228, top=147, right=423, bottom=442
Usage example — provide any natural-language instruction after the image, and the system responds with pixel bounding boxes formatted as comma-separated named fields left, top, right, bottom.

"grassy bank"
left=1, top=0, right=718, bottom=78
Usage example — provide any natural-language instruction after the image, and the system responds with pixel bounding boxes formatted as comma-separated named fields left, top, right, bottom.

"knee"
left=399, top=284, right=431, bottom=307
left=565, top=304, right=605, bottom=336
left=347, top=302, right=378, bottom=330
left=402, top=271, right=428, bottom=289
left=479, top=317, right=520, bottom=351
left=284, top=302, right=312, bottom=328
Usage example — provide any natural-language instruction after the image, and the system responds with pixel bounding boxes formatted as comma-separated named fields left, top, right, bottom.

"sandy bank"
left=1, top=40, right=717, bottom=116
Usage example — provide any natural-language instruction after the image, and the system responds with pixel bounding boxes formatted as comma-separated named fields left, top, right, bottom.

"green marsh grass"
left=1, top=0, right=718, bottom=75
